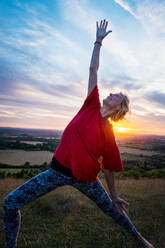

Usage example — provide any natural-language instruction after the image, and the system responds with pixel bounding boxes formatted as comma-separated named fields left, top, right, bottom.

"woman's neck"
left=100, top=107, right=111, bottom=123
left=100, top=106, right=111, bottom=119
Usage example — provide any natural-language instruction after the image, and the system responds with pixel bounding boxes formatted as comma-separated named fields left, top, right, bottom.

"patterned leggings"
left=3, top=168, right=138, bottom=248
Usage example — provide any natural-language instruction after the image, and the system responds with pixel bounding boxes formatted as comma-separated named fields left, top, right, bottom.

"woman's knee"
left=3, top=193, right=18, bottom=211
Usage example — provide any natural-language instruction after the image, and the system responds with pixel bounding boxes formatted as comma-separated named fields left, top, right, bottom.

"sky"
left=0, top=0, right=165, bottom=134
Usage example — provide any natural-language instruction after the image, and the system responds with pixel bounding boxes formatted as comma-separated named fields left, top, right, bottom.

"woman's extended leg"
left=3, top=168, right=72, bottom=248
left=72, top=178, right=138, bottom=236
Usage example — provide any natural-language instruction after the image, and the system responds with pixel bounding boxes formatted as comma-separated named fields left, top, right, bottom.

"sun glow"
left=111, top=120, right=165, bottom=135
left=115, top=127, right=128, bottom=133
left=111, top=121, right=138, bottom=134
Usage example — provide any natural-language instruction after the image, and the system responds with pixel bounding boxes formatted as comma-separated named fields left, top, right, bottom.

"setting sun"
left=115, top=127, right=128, bottom=133
left=111, top=120, right=138, bottom=134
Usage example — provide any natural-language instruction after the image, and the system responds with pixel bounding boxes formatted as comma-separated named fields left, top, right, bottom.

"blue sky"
left=0, top=0, right=165, bottom=134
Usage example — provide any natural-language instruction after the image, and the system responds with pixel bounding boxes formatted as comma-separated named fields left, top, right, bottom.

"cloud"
left=114, top=0, right=137, bottom=18
left=0, top=58, right=28, bottom=94
left=0, top=3, right=91, bottom=111
left=0, top=4, right=88, bottom=82
left=60, top=0, right=165, bottom=116
left=0, top=58, right=84, bottom=104
left=15, top=0, right=48, bottom=16
left=0, top=0, right=165, bottom=132
left=114, top=0, right=165, bottom=35
left=146, top=92, right=165, bottom=106
left=136, top=0, right=165, bottom=35
left=0, top=55, right=85, bottom=126
left=101, top=76, right=142, bottom=91
left=0, top=95, right=76, bottom=113
left=61, top=0, right=138, bottom=68
left=61, top=0, right=104, bottom=34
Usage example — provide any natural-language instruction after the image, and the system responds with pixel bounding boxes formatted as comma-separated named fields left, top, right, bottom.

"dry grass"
left=0, top=150, right=53, bottom=165
left=119, top=147, right=158, bottom=156
left=0, top=178, right=165, bottom=248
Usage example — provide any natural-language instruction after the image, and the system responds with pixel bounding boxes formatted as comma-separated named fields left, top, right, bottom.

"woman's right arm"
left=87, top=42, right=101, bottom=97
left=87, top=20, right=112, bottom=96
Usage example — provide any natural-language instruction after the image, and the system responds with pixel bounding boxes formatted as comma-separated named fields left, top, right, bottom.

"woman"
left=3, top=19, right=154, bottom=248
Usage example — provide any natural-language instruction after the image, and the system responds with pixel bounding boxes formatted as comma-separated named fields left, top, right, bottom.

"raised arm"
left=87, top=19, right=112, bottom=96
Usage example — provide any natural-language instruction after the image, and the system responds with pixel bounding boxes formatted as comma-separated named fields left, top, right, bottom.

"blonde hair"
left=110, top=93, right=130, bottom=122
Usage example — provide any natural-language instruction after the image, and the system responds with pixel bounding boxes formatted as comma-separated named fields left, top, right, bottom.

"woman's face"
left=103, top=93, right=123, bottom=108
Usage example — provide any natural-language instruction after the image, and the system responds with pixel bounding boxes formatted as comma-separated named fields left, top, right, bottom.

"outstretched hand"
left=112, top=197, right=129, bottom=215
left=96, top=19, right=112, bottom=42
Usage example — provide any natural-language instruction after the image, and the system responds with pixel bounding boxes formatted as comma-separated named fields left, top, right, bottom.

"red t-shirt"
left=54, top=85, right=124, bottom=182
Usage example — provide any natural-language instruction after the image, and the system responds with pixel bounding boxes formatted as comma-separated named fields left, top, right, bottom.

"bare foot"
left=135, top=232, right=155, bottom=248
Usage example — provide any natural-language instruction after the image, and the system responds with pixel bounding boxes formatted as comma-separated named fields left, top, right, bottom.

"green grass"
left=115, top=168, right=165, bottom=179
left=0, top=168, right=22, bottom=173
left=120, top=143, right=154, bottom=150
left=0, top=178, right=165, bottom=248
left=121, top=153, right=146, bottom=161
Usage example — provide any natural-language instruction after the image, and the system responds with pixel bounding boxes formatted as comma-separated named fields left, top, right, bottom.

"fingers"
left=101, top=19, right=106, bottom=28
left=115, top=198, right=129, bottom=206
left=117, top=204, right=128, bottom=216
left=98, top=19, right=108, bottom=29
left=96, top=19, right=112, bottom=40
left=105, top=30, right=112, bottom=37
left=105, top=20, right=108, bottom=29
left=114, top=199, right=129, bottom=215
left=121, top=205, right=128, bottom=214
left=116, top=204, right=126, bottom=215
left=100, top=20, right=103, bottom=28
left=96, top=21, right=99, bottom=29
left=102, top=19, right=106, bottom=28
left=114, top=203, right=123, bottom=215
left=122, top=199, right=129, bottom=206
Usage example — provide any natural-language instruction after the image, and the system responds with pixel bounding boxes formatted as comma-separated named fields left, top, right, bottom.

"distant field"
left=0, top=147, right=158, bottom=166
left=0, top=178, right=164, bottom=248
left=20, top=141, right=45, bottom=145
left=119, top=143, right=153, bottom=150
left=5, top=141, right=45, bottom=145
left=0, top=150, right=53, bottom=165
left=119, top=147, right=158, bottom=156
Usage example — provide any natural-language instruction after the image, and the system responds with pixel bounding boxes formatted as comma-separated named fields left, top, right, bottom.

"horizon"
left=1, top=126, right=165, bottom=137
left=0, top=0, right=165, bottom=135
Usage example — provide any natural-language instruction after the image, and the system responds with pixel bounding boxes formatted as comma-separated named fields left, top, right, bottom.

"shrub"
left=145, top=169, right=165, bottom=178
left=0, top=171, right=5, bottom=178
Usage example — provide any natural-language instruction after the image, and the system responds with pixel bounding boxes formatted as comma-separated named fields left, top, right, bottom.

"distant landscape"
left=0, top=127, right=165, bottom=179
left=0, top=127, right=165, bottom=248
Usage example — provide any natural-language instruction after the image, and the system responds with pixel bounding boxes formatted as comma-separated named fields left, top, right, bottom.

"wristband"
left=94, top=41, right=102, bottom=46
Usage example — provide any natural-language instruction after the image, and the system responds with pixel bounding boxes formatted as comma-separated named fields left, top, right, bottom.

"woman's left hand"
left=112, top=197, right=129, bottom=215
left=96, top=19, right=112, bottom=41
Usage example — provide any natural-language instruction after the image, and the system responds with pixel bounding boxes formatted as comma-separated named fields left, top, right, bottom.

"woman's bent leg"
left=3, top=169, right=72, bottom=248
left=72, top=178, right=138, bottom=237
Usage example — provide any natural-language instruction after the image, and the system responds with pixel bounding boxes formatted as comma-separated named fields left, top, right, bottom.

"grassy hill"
left=0, top=178, right=164, bottom=248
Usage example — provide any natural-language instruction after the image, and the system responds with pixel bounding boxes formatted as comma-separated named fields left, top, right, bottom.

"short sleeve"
left=102, top=124, right=124, bottom=171
left=78, top=85, right=101, bottom=113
